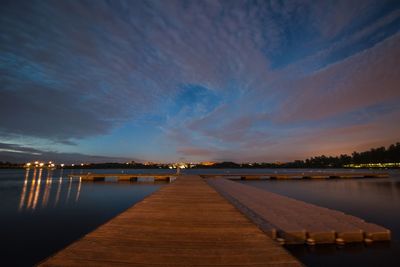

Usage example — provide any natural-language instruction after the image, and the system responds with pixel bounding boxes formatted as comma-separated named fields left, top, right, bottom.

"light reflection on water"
left=17, top=169, right=83, bottom=212
left=1, top=168, right=399, bottom=266
left=0, top=168, right=164, bottom=266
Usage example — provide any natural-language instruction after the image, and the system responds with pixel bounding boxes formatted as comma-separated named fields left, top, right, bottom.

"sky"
left=1, top=0, right=400, bottom=163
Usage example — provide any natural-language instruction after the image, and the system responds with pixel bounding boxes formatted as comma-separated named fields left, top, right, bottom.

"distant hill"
left=193, top=142, right=400, bottom=168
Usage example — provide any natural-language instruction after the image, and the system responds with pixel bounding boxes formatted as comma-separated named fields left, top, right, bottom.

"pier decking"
left=201, top=172, right=388, bottom=180
left=68, top=173, right=174, bottom=182
left=69, top=171, right=389, bottom=183
left=40, top=175, right=302, bottom=266
left=208, top=178, right=391, bottom=245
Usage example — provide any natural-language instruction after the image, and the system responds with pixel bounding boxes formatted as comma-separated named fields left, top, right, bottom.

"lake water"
left=0, top=168, right=399, bottom=266
left=237, top=170, right=400, bottom=267
left=0, top=168, right=165, bottom=266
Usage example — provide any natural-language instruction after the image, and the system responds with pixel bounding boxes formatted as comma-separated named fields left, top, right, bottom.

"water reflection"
left=75, top=177, right=82, bottom=202
left=18, top=169, right=82, bottom=212
left=18, top=169, right=30, bottom=211
left=26, top=169, right=38, bottom=210
left=42, top=170, right=52, bottom=207
left=55, top=177, right=62, bottom=207
left=32, top=168, right=43, bottom=210
left=66, top=177, right=73, bottom=203
left=1, top=169, right=163, bottom=266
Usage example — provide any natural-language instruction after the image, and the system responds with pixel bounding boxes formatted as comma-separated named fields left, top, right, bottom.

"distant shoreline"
left=0, top=166, right=398, bottom=170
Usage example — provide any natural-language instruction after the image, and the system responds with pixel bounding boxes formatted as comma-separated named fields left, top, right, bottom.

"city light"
left=344, top=163, right=400, bottom=168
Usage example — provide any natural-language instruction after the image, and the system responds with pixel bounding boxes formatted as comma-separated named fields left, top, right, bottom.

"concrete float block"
left=115, top=176, right=129, bottom=181
left=310, top=175, right=330, bottom=179
left=350, top=221, right=391, bottom=241
left=277, top=223, right=307, bottom=244
left=290, top=219, right=336, bottom=245
left=308, top=231, right=336, bottom=244
left=304, top=224, right=336, bottom=244
left=278, top=230, right=307, bottom=244
left=331, top=223, right=364, bottom=243
left=365, top=228, right=391, bottom=241
left=336, top=215, right=390, bottom=241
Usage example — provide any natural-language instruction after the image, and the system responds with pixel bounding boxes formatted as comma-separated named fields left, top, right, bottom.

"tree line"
left=292, top=142, right=400, bottom=168
left=195, top=142, right=400, bottom=168
left=1, top=142, right=399, bottom=169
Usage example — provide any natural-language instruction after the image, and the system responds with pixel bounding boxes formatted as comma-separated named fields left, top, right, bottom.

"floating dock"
left=201, top=172, right=389, bottom=180
left=208, top=178, right=391, bottom=245
left=40, top=175, right=302, bottom=266
left=68, top=173, right=175, bottom=182
left=69, top=171, right=389, bottom=183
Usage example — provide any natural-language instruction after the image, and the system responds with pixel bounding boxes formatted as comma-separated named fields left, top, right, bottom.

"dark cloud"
left=0, top=87, right=110, bottom=141
left=0, top=142, right=133, bottom=164
left=0, top=0, right=399, bottom=161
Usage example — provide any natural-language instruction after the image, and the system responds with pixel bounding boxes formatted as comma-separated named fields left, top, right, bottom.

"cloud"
left=276, top=33, right=400, bottom=123
left=0, top=142, right=133, bottom=164
left=1, top=0, right=399, bottom=161
left=0, top=1, right=276, bottom=142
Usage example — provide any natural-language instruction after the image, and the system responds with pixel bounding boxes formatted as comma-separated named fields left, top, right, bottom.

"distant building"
left=200, top=161, right=216, bottom=166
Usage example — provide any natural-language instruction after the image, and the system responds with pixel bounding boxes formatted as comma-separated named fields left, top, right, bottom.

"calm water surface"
left=1, top=168, right=399, bottom=266
left=0, top=168, right=166, bottom=266
left=238, top=169, right=400, bottom=267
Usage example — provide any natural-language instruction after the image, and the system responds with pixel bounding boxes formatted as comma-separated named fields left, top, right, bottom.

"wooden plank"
left=71, top=172, right=389, bottom=181
left=40, top=175, right=302, bottom=267
left=204, top=172, right=389, bottom=180
left=208, top=178, right=391, bottom=245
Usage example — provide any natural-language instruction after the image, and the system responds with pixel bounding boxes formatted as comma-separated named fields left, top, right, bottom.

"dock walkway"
left=40, top=175, right=302, bottom=266
left=208, top=178, right=390, bottom=245
left=68, top=173, right=174, bottom=182
left=201, top=172, right=388, bottom=180
left=69, top=172, right=389, bottom=182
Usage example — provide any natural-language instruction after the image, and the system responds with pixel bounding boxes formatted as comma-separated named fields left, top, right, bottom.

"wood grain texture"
left=208, top=178, right=391, bottom=244
left=39, top=175, right=302, bottom=267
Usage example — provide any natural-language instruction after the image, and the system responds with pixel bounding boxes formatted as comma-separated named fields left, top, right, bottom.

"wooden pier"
left=68, top=173, right=175, bottom=182
left=208, top=178, right=391, bottom=245
left=201, top=172, right=389, bottom=180
left=69, top=171, right=389, bottom=183
left=40, top=175, right=302, bottom=266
